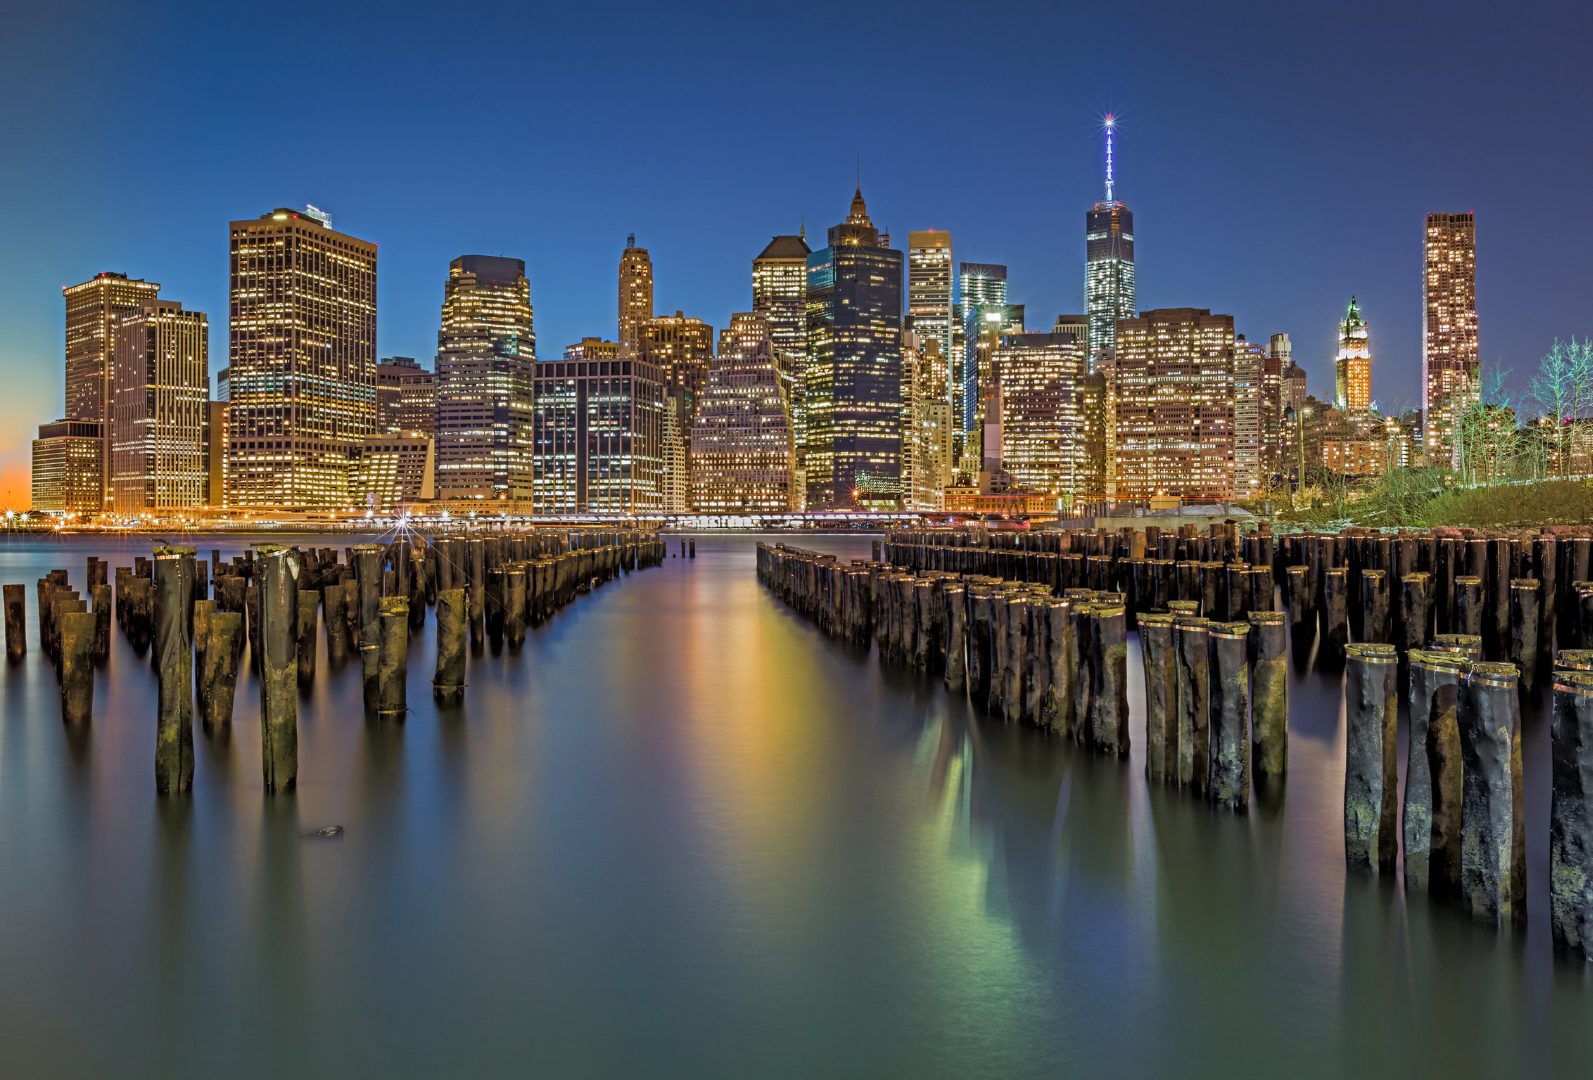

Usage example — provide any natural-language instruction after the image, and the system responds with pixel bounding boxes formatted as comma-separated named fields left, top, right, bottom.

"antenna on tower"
left=1103, top=115, right=1117, bottom=203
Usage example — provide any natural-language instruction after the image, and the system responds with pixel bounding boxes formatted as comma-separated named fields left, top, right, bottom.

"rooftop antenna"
left=1103, top=115, right=1117, bottom=203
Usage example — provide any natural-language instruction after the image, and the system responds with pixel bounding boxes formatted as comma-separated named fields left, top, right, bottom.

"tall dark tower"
left=1085, top=116, right=1135, bottom=369
left=804, top=186, right=904, bottom=509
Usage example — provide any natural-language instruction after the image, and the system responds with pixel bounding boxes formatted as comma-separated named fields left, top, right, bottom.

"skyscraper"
left=638, top=312, right=714, bottom=406
left=1085, top=116, right=1136, bottom=369
left=1113, top=308, right=1237, bottom=502
left=805, top=187, right=904, bottom=509
left=111, top=300, right=210, bottom=514
left=908, top=230, right=954, bottom=376
left=227, top=208, right=377, bottom=510
left=752, top=233, right=810, bottom=384
left=31, top=419, right=104, bottom=515
left=433, top=255, right=536, bottom=501
left=377, top=356, right=437, bottom=437
left=958, top=262, right=1012, bottom=440
left=1335, top=296, right=1372, bottom=414
left=1422, top=212, right=1479, bottom=464
left=994, top=328, right=1089, bottom=505
left=690, top=313, right=796, bottom=513
left=63, top=272, right=161, bottom=508
left=901, top=329, right=954, bottom=511
left=1232, top=333, right=1266, bottom=498
left=531, top=357, right=666, bottom=514
left=618, top=235, right=653, bottom=357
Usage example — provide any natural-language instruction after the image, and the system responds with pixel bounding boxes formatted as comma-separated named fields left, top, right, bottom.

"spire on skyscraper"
left=848, top=185, right=871, bottom=227
left=1103, top=114, right=1117, bottom=203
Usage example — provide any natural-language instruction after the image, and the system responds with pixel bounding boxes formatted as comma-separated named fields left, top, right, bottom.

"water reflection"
left=0, top=532, right=1590, bottom=1076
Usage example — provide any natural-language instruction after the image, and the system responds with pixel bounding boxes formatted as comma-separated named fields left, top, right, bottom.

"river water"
left=0, top=532, right=1589, bottom=1077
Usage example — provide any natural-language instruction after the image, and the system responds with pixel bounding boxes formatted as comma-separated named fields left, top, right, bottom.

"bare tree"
left=1527, top=338, right=1593, bottom=476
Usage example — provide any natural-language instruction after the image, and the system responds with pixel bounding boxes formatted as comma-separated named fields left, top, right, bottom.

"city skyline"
left=2, top=2, right=1590, bottom=505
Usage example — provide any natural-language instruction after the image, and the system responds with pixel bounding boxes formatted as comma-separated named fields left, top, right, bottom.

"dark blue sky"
left=2, top=0, right=1590, bottom=499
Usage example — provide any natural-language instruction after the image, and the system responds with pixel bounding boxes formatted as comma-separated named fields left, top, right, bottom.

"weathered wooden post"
left=1174, top=614, right=1211, bottom=793
left=1284, top=564, right=1312, bottom=657
left=201, top=612, right=242, bottom=732
left=322, top=583, right=349, bottom=663
left=91, top=582, right=111, bottom=661
left=192, top=599, right=214, bottom=717
left=1249, top=610, right=1288, bottom=791
left=353, top=544, right=384, bottom=707
left=258, top=545, right=300, bottom=793
left=1459, top=661, right=1526, bottom=926
left=1453, top=575, right=1484, bottom=639
left=1208, top=621, right=1251, bottom=810
left=1043, top=598, right=1076, bottom=736
left=504, top=564, right=527, bottom=651
left=1551, top=668, right=1593, bottom=957
left=434, top=587, right=467, bottom=705
left=4, top=583, right=26, bottom=660
left=1509, top=578, right=1540, bottom=694
left=1344, top=642, right=1399, bottom=871
left=1359, top=569, right=1390, bottom=644
left=1400, top=571, right=1431, bottom=656
left=1140, top=612, right=1177, bottom=782
left=153, top=546, right=196, bottom=794
left=60, top=608, right=95, bottom=726
left=377, top=596, right=409, bottom=720
left=1089, top=602, right=1129, bottom=754
left=295, top=591, right=318, bottom=688
left=942, top=582, right=968, bottom=692
left=1322, top=567, right=1349, bottom=664
left=1406, top=650, right=1465, bottom=893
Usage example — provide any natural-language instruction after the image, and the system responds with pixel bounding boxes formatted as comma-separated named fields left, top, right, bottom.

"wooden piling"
left=257, top=546, right=300, bottom=793
left=4, top=583, right=25, bottom=660
left=433, top=588, right=467, bottom=705
left=1407, top=650, right=1465, bottom=894
left=1458, top=661, right=1526, bottom=926
left=1551, top=668, right=1593, bottom=957
left=153, top=546, right=196, bottom=794
left=1344, top=642, right=1398, bottom=871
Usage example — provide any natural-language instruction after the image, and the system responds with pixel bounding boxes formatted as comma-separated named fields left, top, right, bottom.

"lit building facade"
left=1334, top=296, right=1371, bottom=414
left=1085, top=118, right=1135, bottom=370
left=207, top=401, right=228, bottom=508
left=1422, top=211, right=1479, bottom=465
left=31, top=419, right=104, bottom=515
left=564, top=338, right=620, bottom=361
left=433, top=255, right=536, bottom=501
left=639, top=311, right=714, bottom=407
left=110, top=300, right=210, bottom=515
left=1232, top=334, right=1265, bottom=499
left=689, top=312, right=796, bottom=512
left=958, top=261, right=1008, bottom=441
left=994, top=328, right=1088, bottom=505
left=531, top=357, right=666, bottom=515
left=227, top=208, right=377, bottom=510
left=377, top=355, right=437, bottom=437
left=901, top=328, right=954, bottom=511
left=1113, top=308, right=1237, bottom=502
left=353, top=434, right=435, bottom=510
left=804, top=187, right=904, bottom=509
left=908, top=230, right=954, bottom=378
left=752, top=233, right=810, bottom=445
left=63, top=272, right=161, bottom=508
left=618, top=235, right=653, bottom=357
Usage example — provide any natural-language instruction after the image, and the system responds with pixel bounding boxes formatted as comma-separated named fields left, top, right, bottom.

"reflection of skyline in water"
left=0, top=533, right=1588, bottom=1076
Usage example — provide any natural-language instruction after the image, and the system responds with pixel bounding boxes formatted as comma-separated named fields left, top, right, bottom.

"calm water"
left=0, top=532, right=1590, bottom=1078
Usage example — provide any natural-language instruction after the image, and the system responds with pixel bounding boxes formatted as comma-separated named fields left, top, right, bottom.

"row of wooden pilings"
left=758, top=535, right=1593, bottom=962
left=883, top=523, right=1593, bottom=688
left=4, top=531, right=665, bottom=795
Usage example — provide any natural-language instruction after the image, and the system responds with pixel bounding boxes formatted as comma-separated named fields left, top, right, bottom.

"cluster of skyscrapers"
left=29, top=126, right=1483, bottom=519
